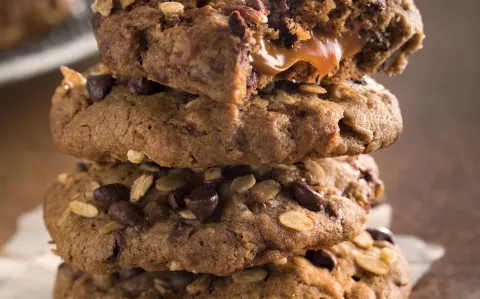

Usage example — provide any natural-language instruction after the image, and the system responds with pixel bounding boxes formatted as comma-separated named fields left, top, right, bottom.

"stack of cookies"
left=45, top=0, right=424, bottom=298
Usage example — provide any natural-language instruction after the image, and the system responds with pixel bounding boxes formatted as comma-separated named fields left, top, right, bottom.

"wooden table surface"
left=0, top=1, right=478, bottom=298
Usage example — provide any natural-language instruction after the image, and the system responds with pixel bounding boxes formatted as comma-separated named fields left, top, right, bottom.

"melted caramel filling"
left=250, top=31, right=362, bottom=78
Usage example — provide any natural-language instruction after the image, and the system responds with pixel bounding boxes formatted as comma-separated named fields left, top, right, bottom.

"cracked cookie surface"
left=50, top=67, right=402, bottom=168
left=54, top=229, right=410, bottom=298
left=45, top=155, right=383, bottom=275
left=91, top=0, right=423, bottom=103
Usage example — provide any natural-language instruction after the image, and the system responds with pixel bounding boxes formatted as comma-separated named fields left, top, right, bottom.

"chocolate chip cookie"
left=44, top=155, right=384, bottom=275
left=91, top=0, right=423, bottom=103
left=50, top=67, right=402, bottom=168
left=54, top=229, right=410, bottom=298
left=0, top=0, right=71, bottom=51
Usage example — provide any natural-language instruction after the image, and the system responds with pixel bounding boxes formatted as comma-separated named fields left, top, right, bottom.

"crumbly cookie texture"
left=0, top=0, right=71, bottom=50
left=91, top=0, right=423, bottom=103
left=44, top=155, right=384, bottom=275
left=50, top=67, right=402, bottom=168
left=53, top=230, right=411, bottom=299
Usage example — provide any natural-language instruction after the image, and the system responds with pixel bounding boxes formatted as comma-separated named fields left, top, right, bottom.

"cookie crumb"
left=127, top=150, right=146, bottom=164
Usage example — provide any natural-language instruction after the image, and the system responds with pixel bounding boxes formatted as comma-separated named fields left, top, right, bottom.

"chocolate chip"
left=169, top=271, right=196, bottom=290
left=306, top=249, right=337, bottom=271
left=184, top=185, right=219, bottom=223
left=366, top=228, right=395, bottom=244
left=108, top=201, right=144, bottom=227
left=246, top=0, right=268, bottom=14
left=107, top=231, right=125, bottom=262
left=87, top=75, right=115, bottom=102
left=291, top=180, right=327, bottom=212
left=229, top=11, right=248, bottom=38
left=76, top=162, right=88, bottom=172
left=94, top=184, right=130, bottom=211
left=127, top=78, right=163, bottom=96
left=277, top=21, right=297, bottom=48
left=168, top=190, right=186, bottom=209
left=118, top=268, right=145, bottom=280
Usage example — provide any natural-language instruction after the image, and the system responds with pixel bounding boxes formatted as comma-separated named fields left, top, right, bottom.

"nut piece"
left=127, top=150, right=146, bottom=164
left=353, top=231, right=374, bottom=249
left=130, top=174, right=154, bottom=202
left=69, top=201, right=99, bottom=218
left=99, top=221, right=125, bottom=234
left=159, top=2, right=184, bottom=15
left=120, top=0, right=135, bottom=8
left=57, top=207, right=71, bottom=226
left=232, top=269, right=268, bottom=283
left=179, top=210, right=197, bottom=220
left=155, top=174, right=186, bottom=192
left=299, top=84, right=327, bottom=94
left=250, top=180, right=281, bottom=201
left=139, top=163, right=161, bottom=173
left=355, top=253, right=390, bottom=275
left=379, top=247, right=398, bottom=265
left=274, top=257, right=288, bottom=265
left=88, top=181, right=101, bottom=191
left=57, top=173, right=71, bottom=184
left=168, top=261, right=183, bottom=271
left=153, top=278, right=171, bottom=296
left=279, top=211, right=313, bottom=231
left=186, top=276, right=211, bottom=294
left=230, top=174, right=256, bottom=193
left=204, top=167, right=222, bottom=181
left=91, top=0, right=114, bottom=17
left=60, top=66, right=87, bottom=88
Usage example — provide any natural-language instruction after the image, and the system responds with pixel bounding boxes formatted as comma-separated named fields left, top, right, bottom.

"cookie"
left=44, top=155, right=383, bottom=275
left=53, top=229, right=410, bottom=299
left=91, top=0, right=423, bottom=103
left=0, top=0, right=71, bottom=50
left=50, top=67, right=402, bottom=168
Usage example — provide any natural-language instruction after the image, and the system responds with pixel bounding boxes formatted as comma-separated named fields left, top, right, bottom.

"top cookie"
left=91, top=0, right=423, bottom=103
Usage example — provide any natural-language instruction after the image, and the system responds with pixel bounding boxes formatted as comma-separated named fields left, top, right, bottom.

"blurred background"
left=0, top=0, right=478, bottom=298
